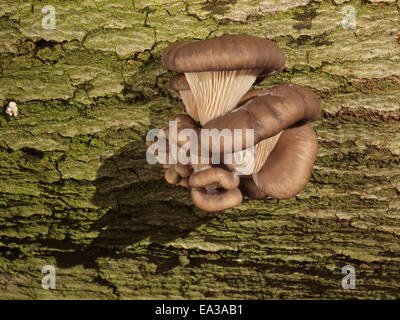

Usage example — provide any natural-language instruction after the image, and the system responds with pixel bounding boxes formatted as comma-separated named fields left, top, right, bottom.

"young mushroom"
left=5, top=101, right=18, bottom=117
left=189, top=167, right=242, bottom=212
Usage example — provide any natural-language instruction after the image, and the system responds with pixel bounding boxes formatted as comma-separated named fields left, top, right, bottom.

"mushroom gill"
left=184, top=71, right=281, bottom=174
left=184, top=70, right=259, bottom=125
left=169, top=74, right=199, bottom=121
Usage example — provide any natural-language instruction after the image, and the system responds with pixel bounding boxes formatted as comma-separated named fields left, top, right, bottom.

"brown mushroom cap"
left=192, top=187, right=242, bottom=212
left=252, top=122, right=318, bottom=199
left=162, top=34, right=285, bottom=76
left=189, top=167, right=242, bottom=212
left=236, top=89, right=265, bottom=107
left=239, top=176, right=267, bottom=200
left=174, top=163, right=193, bottom=178
left=174, top=114, right=197, bottom=127
left=189, top=167, right=239, bottom=190
left=169, top=74, right=190, bottom=92
left=164, top=164, right=193, bottom=185
left=201, top=84, right=321, bottom=155
left=165, top=166, right=180, bottom=184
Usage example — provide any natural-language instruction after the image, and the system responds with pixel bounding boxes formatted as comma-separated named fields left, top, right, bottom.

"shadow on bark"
left=50, top=63, right=215, bottom=271
left=53, top=141, right=211, bottom=272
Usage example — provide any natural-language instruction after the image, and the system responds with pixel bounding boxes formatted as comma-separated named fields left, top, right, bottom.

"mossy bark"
left=0, top=0, right=399, bottom=299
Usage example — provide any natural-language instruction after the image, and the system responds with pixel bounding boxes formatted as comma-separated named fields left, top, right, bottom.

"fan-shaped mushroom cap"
left=189, top=167, right=242, bottom=212
left=162, top=34, right=285, bottom=76
left=162, top=35, right=286, bottom=126
left=202, top=84, right=321, bottom=154
left=252, top=122, right=318, bottom=199
left=169, top=74, right=190, bottom=92
left=237, top=89, right=265, bottom=107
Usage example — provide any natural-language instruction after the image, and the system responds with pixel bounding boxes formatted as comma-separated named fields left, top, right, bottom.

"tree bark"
left=0, top=0, right=399, bottom=299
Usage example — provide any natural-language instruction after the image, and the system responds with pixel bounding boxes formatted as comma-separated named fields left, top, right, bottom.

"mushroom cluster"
left=155, top=34, right=321, bottom=212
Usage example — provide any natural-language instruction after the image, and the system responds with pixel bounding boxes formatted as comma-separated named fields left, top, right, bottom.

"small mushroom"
left=5, top=101, right=18, bottom=117
left=165, top=165, right=181, bottom=184
left=189, top=167, right=242, bottom=212
left=165, top=163, right=194, bottom=185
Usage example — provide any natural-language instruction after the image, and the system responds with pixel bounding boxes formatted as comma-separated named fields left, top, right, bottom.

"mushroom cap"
left=191, top=187, right=242, bottom=212
left=252, top=122, right=318, bottom=200
left=189, top=167, right=242, bottom=212
left=162, top=34, right=285, bottom=76
left=236, top=88, right=265, bottom=108
left=239, top=176, right=267, bottom=200
left=164, top=164, right=193, bottom=185
left=169, top=74, right=190, bottom=92
left=202, top=84, right=321, bottom=154
left=189, top=167, right=240, bottom=190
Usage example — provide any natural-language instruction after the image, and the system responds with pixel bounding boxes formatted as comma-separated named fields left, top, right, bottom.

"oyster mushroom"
left=161, top=34, right=287, bottom=211
left=162, top=34, right=286, bottom=176
left=162, top=34, right=285, bottom=126
left=160, top=35, right=322, bottom=211
left=205, top=84, right=321, bottom=200
left=203, top=84, right=321, bottom=154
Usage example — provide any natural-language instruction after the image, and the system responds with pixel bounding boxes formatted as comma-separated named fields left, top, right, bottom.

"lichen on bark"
left=0, top=0, right=399, bottom=299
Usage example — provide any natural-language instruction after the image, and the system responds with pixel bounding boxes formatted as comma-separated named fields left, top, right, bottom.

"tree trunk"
left=0, top=0, right=399, bottom=299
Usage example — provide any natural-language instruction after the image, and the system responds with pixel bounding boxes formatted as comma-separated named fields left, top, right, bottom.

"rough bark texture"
left=0, top=0, right=399, bottom=299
